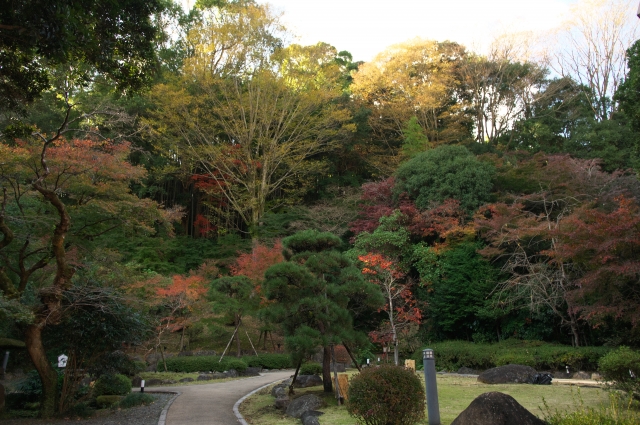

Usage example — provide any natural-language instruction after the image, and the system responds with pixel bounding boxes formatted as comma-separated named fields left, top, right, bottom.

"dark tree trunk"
left=322, top=346, right=332, bottom=393
left=25, top=324, right=58, bottom=417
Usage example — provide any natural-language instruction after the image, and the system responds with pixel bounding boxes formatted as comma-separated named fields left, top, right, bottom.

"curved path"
left=153, top=370, right=292, bottom=425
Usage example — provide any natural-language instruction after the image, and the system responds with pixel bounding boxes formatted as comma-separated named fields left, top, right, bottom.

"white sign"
left=58, top=354, right=68, bottom=368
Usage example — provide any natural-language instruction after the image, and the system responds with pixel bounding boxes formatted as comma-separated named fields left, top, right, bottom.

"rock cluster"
left=270, top=376, right=326, bottom=425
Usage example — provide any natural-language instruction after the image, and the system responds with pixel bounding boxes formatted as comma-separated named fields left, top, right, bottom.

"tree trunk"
left=25, top=324, right=58, bottom=418
left=322, top=346, right=332, bottom=393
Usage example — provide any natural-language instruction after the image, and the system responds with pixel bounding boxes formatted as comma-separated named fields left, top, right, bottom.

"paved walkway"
left=153, top=370, right=292, bottom=425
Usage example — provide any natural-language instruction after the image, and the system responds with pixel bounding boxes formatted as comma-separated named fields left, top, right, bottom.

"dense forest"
left=1, top=0, right=640, bottom=417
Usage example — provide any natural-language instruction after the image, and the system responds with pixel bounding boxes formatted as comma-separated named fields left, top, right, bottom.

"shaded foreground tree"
left=261, top=230, right=383, bottom=392
left=0, top=135, right=165, bottom=416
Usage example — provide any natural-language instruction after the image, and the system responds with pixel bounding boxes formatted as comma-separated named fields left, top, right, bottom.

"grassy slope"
left=239, top=374, right=633, bottom=425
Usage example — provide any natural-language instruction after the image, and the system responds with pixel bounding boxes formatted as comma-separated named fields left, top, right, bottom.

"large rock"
left=285, top=394, right=324, bottom=418
left=451, top=392, right=546, bottom=425
left=477, top=364, right=537, bottom=384
left=271, top=384, right=288, bottom=399
left=274, top=397, right=290, bottom=410
left=294, top=374, right=323, bottom=388
left=243, top=367, right=262, bottom=376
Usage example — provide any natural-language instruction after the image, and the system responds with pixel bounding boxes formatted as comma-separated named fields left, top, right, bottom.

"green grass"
left=138, top=371, right=246, bottom=386
left=239, top=373, right=638, bottom=425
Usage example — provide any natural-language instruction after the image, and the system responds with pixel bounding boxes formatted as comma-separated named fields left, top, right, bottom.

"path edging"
left=149, top=391, right=181, bottom=425
left=233, top=375, right=286, bottom=425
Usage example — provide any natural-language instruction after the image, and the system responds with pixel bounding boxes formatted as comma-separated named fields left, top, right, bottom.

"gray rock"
left=591, top=372, right=602, bottom=380
left=553, top=371, right=572, bottom=379
left=161, top=379, right=177, bottom=385
left=224, top=369, right=238, bottom=378
left=272, top=385, right=288, bottom=398
left=457, top=367, right=477, bottom=375
left=243, top=367, right=262, bottom=376
left=211, top=372, right=226, bottom=379
left=477, top=364, right=537, bottom=384
left=179, top=377, right=194, bottom=383
left=451, top=392, right=546, bottom=425
left=573, top=371, right=591, bottom=380
left=197, top=374, right=214, bottom=381
left=178, top=351, right=193, bottom=357
left=274, top=397, right=290, bottom=410
left=285, top=394, right=324, bottom=418
left=294, top=374, right=323, bottom=388
left=300, top=410, right=324, bottom=421
left=302, top=416, right=321, bottom=425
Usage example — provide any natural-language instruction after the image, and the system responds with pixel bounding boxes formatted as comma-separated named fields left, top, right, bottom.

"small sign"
left=405, top=359, right=416, bottom=372
left=58, top=354, right=68, bottom=368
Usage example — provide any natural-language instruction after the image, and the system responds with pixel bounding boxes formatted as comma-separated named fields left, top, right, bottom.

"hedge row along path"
left=153, top=370, right=292, bottom=425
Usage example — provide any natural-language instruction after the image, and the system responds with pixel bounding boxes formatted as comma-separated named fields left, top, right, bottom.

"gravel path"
left=0, top=393, right=175, bottom=425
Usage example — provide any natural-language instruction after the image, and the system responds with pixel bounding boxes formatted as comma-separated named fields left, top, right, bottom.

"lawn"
left=239, top=373, right=632, bottom=425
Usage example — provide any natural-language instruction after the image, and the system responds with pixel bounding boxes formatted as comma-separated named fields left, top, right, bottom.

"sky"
left=180, top=0, right=639, bottom=63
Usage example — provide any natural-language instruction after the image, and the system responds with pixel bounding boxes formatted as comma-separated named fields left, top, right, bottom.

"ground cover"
left=239, top=374, right=638, bottom=425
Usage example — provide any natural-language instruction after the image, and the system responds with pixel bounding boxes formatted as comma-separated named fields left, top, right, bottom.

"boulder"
left=451, top=392, right=546, bottom=425
left=179, top=377, right=194, bottom=383
left=197, top=374, right=214, bottom=381
left=591, top=372, right=602, bottom=380
left=302, top=416, right=321, bottom=425
left=224, top=369, right=238, bottom=378
left=300, top=410, right=324, bottom=421
left=286, top=394, right=324, bottom=418
left=573, top=371, right=590, bottom=380
left=477, top=364, right=537, bottom=384
left=553, top=371, right=572, bottom=379
left=274, top=397, right=290, bottom=410
left=294, top=374, right=323, bottom=388
left=457, top=367, right=478, bottom=375
left=178, top=351, right=193, bottom=357
left=272, top=385, right=288, bottom=399
left=243, top=367, right=262, bottom=376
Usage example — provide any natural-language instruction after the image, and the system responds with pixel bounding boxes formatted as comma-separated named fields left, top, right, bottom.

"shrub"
left=347, top=365, right=425, bottom=425
left=119, top=393, right=156, bottom=409
left=300, top=362, right=322, bottom=375
left=95, top=395, right=124, bottom=408
left=494, top=352, right=536, bottom=367
left=163, top=355, right=248, bottom=373
left=242, top=353, right=292, bottom=369
left=93, top=374, right=132, bottom=397
left=598, top=346, right=640, bottom=396
left=67, top=401, right=95, bottom=418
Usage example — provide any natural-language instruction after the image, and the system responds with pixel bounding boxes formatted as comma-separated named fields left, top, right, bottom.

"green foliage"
left=394, top=145, right=495, bottom=214
left=282, top=229, right=342, bottom=258
left=400, top=116, right=429, bottom=158
left=300, top=362, right=323, bottom=375
left=66, top=401, right=95, bottom=418
left=93, top=374, right=132, bottom=397
left=118, top=393, right=156, bottom=409
left=410, top=340, right=612, bottom=372
left=95, top=395, right=124, bottom=409
left=241, top=354, right=292, bottom=369
left=413, top=242, right=500, bottom=341
left=543, top=391, right=639, bottom=425
left=347, top=365, right=425, bottom=425
left=162, top=356, right=248, bottom=373
left=598, top=347, right=640, bottom=396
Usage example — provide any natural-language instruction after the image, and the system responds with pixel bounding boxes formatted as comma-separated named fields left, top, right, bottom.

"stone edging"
left=144, top=391, right=181, bottom=425
left=233, top=376, right=283, bottom=425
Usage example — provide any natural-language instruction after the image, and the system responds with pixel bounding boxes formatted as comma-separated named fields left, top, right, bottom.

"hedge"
left=241, top=353, right=293, bottom=369
left=411, top=340, right=612, bottom=372
left=162, top=356, right=248, bottom=373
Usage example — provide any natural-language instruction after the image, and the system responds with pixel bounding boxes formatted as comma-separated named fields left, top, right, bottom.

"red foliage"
left=350, top=177, right=397, bottom=236
left=194, top=214, right=216, bottom=237
left=553, top=197, right=640, bottom=326
left=230, top=241, right=284, bottom=302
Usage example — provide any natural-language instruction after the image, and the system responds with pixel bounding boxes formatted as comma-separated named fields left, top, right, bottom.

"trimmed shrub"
left=163, top=356, right=248, bottom=373
left=300, top=362, right=322, bottom=375
left=347, top=365, right=425, bottom=425
left=242, top=353, right=292, bottom=369
left=599, top=346, right=640, bottom=396
left=96, top=395, right=123, bottom=408
left=411, top=340, right=612, bottom=372
left=93, top=374, right=132, bottom=397
left=119, top=393, right=156, bottom=409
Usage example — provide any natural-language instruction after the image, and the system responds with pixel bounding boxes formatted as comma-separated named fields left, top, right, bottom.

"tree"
left=350, top=39, right=472, bottom=175
left=0, top=0, right=164, bottom=113
left=400, top=116, right=430, bottom=159
left=0, top=136, right=165, bottom=416
left=548, top=0, right=639, bottom=121
left=357, top=253, right=420, bottom=366
left=262, top=230, right=383, bottom=392
left=394, top=145, right=495, bottom=214
left=148, top=42, right=354, bottom=237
